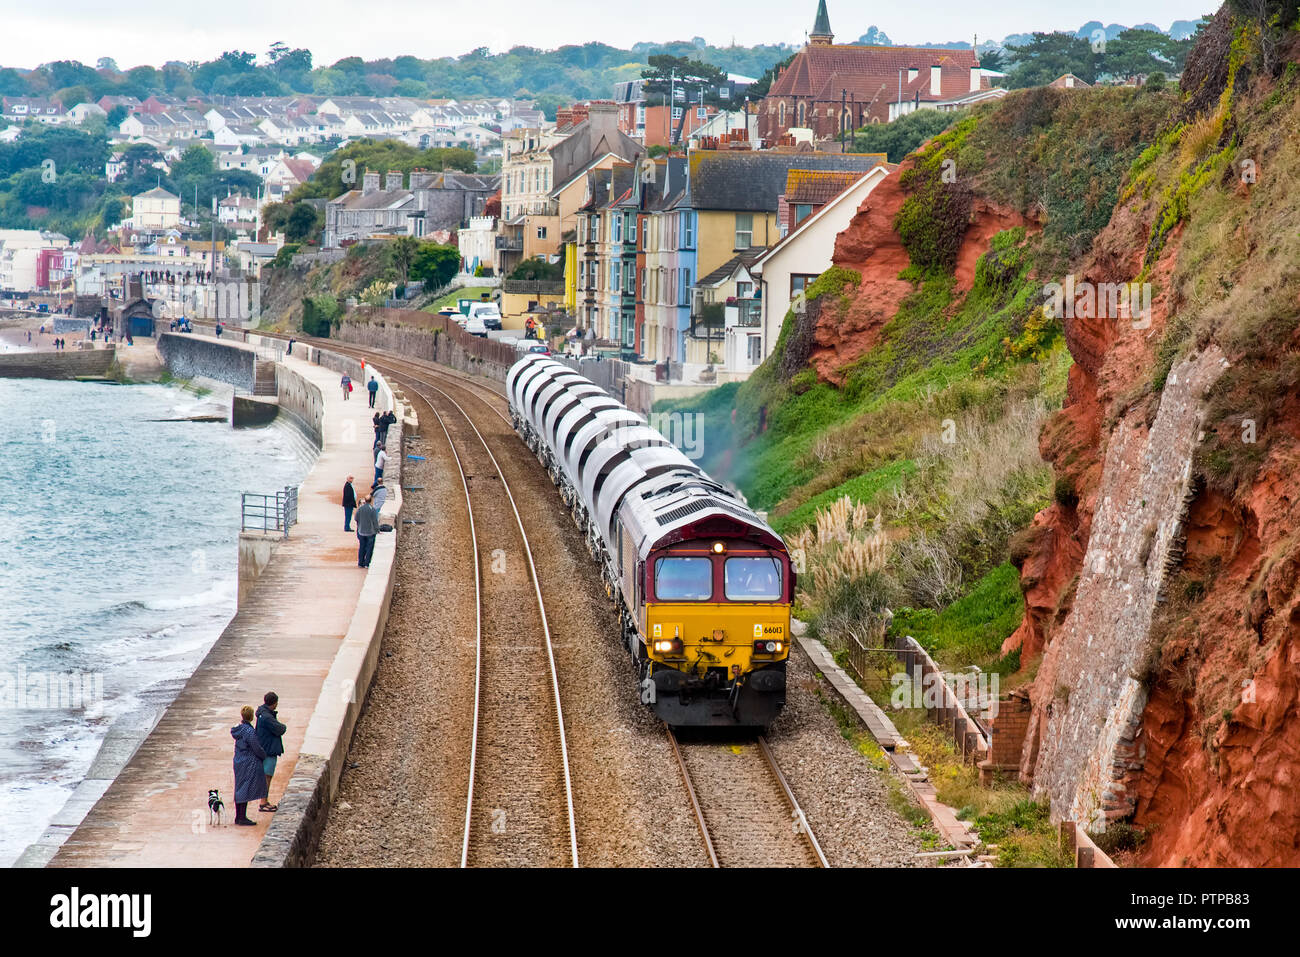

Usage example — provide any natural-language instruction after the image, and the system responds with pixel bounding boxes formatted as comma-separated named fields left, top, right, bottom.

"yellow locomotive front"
left=640, top=537, right=792, bottom=728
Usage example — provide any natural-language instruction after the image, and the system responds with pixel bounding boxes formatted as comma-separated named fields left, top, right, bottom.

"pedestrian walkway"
left=38, top=345, right=398, bottom=867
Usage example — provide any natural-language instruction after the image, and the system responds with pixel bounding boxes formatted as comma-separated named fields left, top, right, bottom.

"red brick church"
left=758, top=1, right=988, bottom=143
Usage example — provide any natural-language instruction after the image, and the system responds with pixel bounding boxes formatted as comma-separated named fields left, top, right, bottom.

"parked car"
left=464, top=315, right=488, bottom=337
left=468, top=302, right=502, bottom=331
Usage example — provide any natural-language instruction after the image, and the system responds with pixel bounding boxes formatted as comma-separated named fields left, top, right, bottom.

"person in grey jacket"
left=355, top=494, right=379, bottom=568
left=371, top=479, right=388, bottom=514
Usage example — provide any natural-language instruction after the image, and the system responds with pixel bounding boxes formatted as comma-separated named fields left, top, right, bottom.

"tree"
left=853, top=108, right=965, bottom=164
left=386, top=235, right=420, bottom=285
left=97, top=57, right=119, bottom=72
left=410, top=242, right=460, bottom=289
left=509, top=256, right=563, bottom=281
left=641, top=54, right=728, bottom=107
left=1098, top=29, right=1182, bottom=78
left=284, top=203, right=319, bottom=241
left=1004, top=32, right=1097, bottom=88
left=106, top=104, right=128, bottom=128
left=979, top=49, right=1005, bottom=73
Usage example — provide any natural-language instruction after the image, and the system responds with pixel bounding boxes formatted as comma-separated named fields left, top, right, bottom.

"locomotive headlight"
left=712, top=541, right=726, bottom=554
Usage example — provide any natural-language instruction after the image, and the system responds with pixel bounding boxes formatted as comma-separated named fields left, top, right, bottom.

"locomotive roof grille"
left=657, top=498, right=713, bottom=525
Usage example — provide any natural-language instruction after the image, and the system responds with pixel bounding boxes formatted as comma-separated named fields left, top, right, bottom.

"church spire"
left=809, top=0, right=834, bottom=46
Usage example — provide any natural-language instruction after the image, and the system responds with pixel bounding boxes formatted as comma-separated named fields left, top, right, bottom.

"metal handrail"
left=241, top=486, right=298, bottom=539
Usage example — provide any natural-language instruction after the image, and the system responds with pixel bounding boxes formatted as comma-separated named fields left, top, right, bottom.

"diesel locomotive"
left=507, top=355, right=793, bottom=728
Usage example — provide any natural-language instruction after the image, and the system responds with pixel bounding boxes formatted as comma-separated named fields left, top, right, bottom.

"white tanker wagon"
left=507, top=354, right=795, bottom=729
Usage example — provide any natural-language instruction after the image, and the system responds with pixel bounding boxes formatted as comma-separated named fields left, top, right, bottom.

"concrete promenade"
left=33, top=342, right=401, bottom=867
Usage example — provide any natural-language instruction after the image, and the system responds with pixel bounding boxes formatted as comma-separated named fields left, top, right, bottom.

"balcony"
left=729, top=298, right=761, bottom=328
left=495, top=235, right=523, bottom=251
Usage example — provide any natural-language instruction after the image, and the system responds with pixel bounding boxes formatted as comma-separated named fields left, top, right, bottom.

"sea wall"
left=273, top=363, right=324, bottom=447
left=0, top=349, right=114, bottom=380
left=157, top=333, right=254, bottom=390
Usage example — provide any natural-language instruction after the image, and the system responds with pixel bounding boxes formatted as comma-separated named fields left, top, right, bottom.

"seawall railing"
left=241, top=486, right=298, bottom=538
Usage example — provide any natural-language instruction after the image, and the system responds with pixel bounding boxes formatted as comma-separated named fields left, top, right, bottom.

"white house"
left=131, top=186, right=181, bottom=230
left=457, top=215, right=497, bottom=274
left=68, top=102, right=107, bottom=124
left=751, top=165, right=890, bottom=367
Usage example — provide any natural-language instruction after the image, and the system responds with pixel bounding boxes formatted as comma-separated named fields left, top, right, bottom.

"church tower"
left=809, top=0, right=834, bottom=46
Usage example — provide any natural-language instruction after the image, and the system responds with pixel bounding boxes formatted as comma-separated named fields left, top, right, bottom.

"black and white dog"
left=208, top=789, right=225, bottom=827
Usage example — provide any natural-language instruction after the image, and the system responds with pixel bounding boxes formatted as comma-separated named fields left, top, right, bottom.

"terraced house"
left=498, top=102, right=642, bottom=276
left=577, top=147, right=886, bottom=366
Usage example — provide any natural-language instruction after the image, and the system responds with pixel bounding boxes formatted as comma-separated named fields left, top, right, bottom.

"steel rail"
left=400, top=373, right=580, bottom=867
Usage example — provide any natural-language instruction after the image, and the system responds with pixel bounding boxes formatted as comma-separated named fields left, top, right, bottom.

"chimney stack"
left=587, top=101, right=619, bottom=137
left=970, top=65, right=981, bottom=93
left=385, top=169, right=403, bottom=191
left=931, top=65, right=942, bottom=97
left=362, top=170, right=380, bottom=195
left=409, top=168, right=433, bottom=190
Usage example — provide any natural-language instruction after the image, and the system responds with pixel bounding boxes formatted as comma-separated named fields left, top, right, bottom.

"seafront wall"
left=252, top=368, right=408, bottom=868
left=0, top=349, right=114, bottom=379
left=157, top=333, right=254, bottom=390
left=273, top=362, right=324, bottom=447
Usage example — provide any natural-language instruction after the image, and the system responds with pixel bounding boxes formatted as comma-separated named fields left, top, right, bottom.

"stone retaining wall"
left=157, top=332, right=254, bottom=390
left=1027, top=347, right=1229, bottom=827
left=0, top=349, right=114, bottom=379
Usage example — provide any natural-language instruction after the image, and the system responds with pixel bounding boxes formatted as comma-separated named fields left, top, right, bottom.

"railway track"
left=668, top=730, right=829, bottom=868
left=233, top=326, right=830, bottom=868
left=393, top=371, right=578, bottom=868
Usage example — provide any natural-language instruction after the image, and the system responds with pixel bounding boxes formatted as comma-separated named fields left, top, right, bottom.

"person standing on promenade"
left=367, top=375, right=379, bottom=408
left=287, top=337, right=294, bottom=355
left=230, top=705, right=267, bottom=826
left=342, top=475, right=357, bottom=531
left=371, top=478, right=388, bottom=513
left=355, top=494, right=379, bottom=568
left=254, top=692, right=285, bottom=813
left=374, top=446, right=387, bottom=483
left=379, top=408, right=396, bottom=446
left=372, top=412, right=383, bottom=448
left=341, top=373, right=352, bottom=400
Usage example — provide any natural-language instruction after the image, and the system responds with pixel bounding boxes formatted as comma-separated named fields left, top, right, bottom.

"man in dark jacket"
left=366, top=375, right=379, bottom=408
left=378, top=409, right=396, bottom=446
left=355, top=494, right=379, bottom=567
left=342, top=475, right=357, bottom=531
left=254, top=692, right=286, bottom=813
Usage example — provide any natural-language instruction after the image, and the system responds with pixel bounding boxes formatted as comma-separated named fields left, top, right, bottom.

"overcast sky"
left=1, top=0, right=1212, bottom=70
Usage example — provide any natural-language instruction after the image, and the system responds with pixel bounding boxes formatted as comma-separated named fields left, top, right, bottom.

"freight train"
left=507, top=355, right=793, bottom=728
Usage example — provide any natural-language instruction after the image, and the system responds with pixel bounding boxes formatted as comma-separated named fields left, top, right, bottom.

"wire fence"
left=241, top=486, right=299, bottom=538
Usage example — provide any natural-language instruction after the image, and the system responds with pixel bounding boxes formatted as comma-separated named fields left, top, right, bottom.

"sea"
left=0, top=376, right=316, bottom=866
